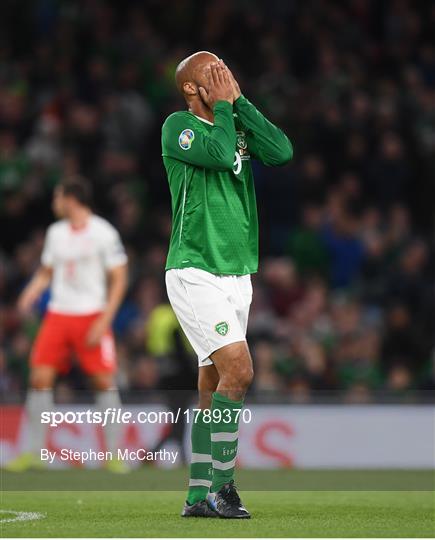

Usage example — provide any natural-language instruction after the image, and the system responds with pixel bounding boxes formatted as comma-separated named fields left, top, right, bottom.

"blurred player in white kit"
left=5, top=177, right=128, bottom=473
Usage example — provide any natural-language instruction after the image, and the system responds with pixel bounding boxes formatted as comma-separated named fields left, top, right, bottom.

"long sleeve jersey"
left=161, top=95, right=293, bottom=275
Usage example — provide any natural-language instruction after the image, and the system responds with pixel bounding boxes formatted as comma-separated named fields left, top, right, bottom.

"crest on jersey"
left=236, top=131, right=247, bottom=150
left=236, top=131, right=249, bottom=160
left=179, top=129, right=195, bottom=150
left=215, top=321, right=229, bottom=336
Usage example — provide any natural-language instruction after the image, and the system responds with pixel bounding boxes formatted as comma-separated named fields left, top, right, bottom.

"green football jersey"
left=161, top=96, right=293, bottom=275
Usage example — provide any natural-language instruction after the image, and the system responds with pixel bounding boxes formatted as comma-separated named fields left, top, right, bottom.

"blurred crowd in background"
left=1, top=0, right=434, bottom=402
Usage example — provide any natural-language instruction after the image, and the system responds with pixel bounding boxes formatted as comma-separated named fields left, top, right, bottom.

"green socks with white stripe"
left=187, top=393, right=243, bottom=503
left=187, top=410, right=212, bottom=505
left=210, top=392, right=243, bottom=493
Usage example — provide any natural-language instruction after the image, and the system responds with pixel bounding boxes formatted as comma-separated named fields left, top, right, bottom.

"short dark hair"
left=59, top=176, right=92, bottom=207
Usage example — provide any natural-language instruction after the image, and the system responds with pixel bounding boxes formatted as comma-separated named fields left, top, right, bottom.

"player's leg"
left=182, top=363, right=219, bottom=517
left=166, top=268, right=252, bottom=517
left=211, top=340, right=253, bottom=400
left=4, top=313, right=68, bottom=471
left=27, top=365, right=57, bottom=459
left=185, top=364, right=218, bottom=500
left=207, top=341, right=253, bottom=518
left=166, top=269, right=222, bottom=516
left=4, top=366, right=57, bottom=471
left=88, top=371, right=124, bottom=467
left=89, top=370, right=122, bottom=445
left=207, top=275, right=253, bottom=517
left=74, top=314, right=126, bottom=472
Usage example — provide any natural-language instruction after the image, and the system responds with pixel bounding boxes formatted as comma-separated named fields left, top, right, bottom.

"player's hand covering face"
left=198, top=63, right=234, bottom=108
left=219, top=60, right=241, bottom=101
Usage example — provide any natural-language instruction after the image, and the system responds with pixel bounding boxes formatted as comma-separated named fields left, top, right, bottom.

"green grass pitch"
left=1, top=470, right=434, bottom=537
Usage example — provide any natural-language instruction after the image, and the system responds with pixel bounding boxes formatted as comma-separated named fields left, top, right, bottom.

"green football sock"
left=210, top=392, right=243, bottom=493
left=187, top=410, right=212, bottom=505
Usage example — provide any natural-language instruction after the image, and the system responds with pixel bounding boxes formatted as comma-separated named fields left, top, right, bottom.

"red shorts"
left=31, top=311, right=116, bottom=375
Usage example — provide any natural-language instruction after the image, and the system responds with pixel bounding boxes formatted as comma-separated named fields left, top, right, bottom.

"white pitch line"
left=0, top=510, right=46, bottom=524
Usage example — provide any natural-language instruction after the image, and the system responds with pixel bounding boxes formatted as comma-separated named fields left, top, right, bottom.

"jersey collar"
left=194, top=114, right=214, bottom=126
left=193, top=113, right=238, bottom=125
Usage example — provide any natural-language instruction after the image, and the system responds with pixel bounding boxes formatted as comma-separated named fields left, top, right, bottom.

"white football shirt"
left=41, top=215, right=127, bottom=315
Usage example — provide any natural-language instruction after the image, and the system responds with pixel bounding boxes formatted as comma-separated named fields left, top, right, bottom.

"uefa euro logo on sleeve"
left=179, top=129, right=195, bottom=150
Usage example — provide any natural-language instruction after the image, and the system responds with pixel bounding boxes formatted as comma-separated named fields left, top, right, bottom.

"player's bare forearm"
left=102, top=264, right=128, bottom=325
left=18, top=266, right=53, bottom=314
left=85, top=263, right=127, bottom=347
left=31, top=266, right=53, bottom=291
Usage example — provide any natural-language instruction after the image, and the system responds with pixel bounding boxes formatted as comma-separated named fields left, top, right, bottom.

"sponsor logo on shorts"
left=178, top=129, right=195, bottom=150
left=215, top=321, right=229, bottom=336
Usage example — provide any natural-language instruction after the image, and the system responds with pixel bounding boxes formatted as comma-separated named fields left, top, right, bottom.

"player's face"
left=194, top=59, right=217, bottom=99
left=195, top=63, right=212, bottom=90
left=52, top=187, right=67, bottom=218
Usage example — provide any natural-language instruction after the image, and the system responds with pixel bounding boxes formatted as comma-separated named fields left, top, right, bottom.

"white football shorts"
left=165, top=267, right=252, bottom=366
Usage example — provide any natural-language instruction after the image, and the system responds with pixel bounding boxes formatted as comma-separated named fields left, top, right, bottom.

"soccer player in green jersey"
left=162, top=51, right=293, bottom=518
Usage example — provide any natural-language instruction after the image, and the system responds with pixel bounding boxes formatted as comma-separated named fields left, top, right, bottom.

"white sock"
left=95, top=389, right=122, bottom=455
left=26, top=389, right=53, bottom=456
